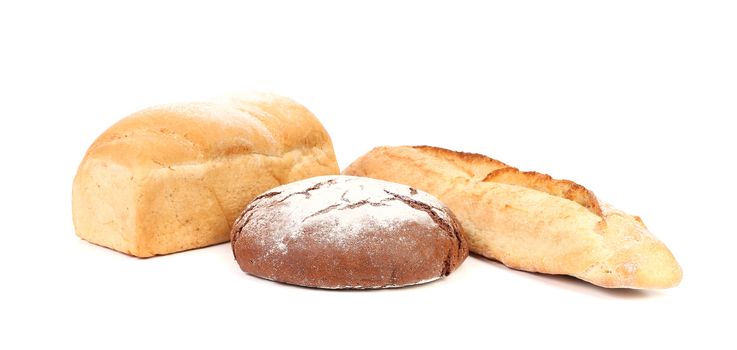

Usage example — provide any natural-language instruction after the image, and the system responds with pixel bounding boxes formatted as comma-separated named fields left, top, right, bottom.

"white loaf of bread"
left=72, top=93, right=339, bottom=257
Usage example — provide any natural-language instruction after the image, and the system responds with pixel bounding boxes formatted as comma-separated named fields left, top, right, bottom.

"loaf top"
left=361, top=146, right=603, bottom=216
left=83, top=93, right=334, bottom=169
left=233, top=175, right=458, bottom=251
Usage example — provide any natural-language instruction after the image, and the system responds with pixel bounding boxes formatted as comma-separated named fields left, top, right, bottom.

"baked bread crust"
left=231, top=175, right=468, bottom=289
left=344, top=146, right=682, bottom=289
left=72, top=93, right=339, bottom=257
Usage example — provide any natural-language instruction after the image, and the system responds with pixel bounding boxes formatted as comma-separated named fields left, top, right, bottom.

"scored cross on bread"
left=344, top=145, right=682, bottom=289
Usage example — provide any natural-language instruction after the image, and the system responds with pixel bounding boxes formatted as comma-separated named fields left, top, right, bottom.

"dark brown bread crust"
left=230, top=175, right=468, bottom=289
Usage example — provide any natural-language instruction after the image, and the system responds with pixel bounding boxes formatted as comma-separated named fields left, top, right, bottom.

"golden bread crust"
left=72, top=93, right=339, bottom=257
left=344, top=145, right=682, bottom=289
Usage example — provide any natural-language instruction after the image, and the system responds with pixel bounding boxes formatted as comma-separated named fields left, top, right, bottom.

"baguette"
left=344, top=146, right=682, bottom=289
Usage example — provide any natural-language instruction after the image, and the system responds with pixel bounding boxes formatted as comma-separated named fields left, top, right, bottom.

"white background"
left=1, top=1, right=735, bottom=348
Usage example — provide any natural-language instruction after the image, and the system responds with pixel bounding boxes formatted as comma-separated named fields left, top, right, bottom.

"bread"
left=72, top=93, right=339, bottom=257
left=231, top=175, right=468, bottom=289
left=344, top=146, right=683, bottom=289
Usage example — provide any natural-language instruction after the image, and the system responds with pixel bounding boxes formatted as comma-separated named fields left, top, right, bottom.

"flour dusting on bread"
left=234, top=175, right=450, bottom=256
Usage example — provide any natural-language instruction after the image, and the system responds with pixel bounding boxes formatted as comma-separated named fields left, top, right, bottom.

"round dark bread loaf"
left=230, top=175, right=468, bottom=289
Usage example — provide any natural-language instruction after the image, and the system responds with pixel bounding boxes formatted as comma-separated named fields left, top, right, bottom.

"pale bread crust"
left=72, top=93, right=339, bottom=257
left=344, top=146, right=682, bottom=289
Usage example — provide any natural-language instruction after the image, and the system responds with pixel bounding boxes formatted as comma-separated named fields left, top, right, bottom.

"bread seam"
left=410, top=145, right=602, bottom=217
